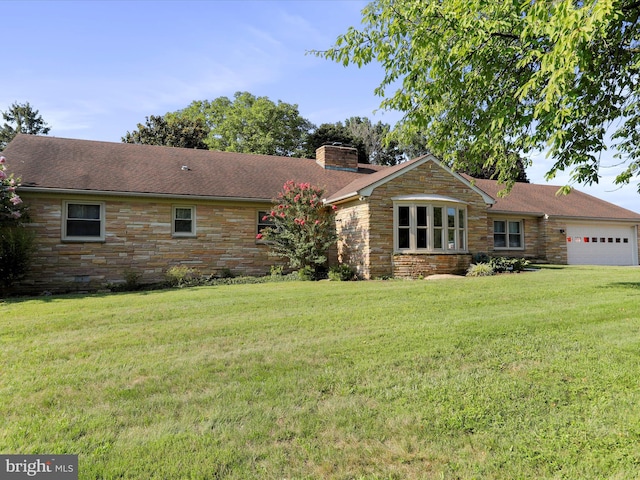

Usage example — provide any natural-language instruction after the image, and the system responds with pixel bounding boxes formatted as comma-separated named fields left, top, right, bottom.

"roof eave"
left=18, top=186, right=273, bottom=203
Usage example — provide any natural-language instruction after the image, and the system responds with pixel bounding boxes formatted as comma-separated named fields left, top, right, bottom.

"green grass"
left=1, top=266, right=639, bottom=479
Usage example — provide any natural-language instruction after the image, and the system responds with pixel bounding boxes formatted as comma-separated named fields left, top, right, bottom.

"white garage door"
left=566, top=224, right=638, bottom=265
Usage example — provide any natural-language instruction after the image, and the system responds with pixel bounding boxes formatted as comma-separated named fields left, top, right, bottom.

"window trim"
left=172, top=205, right=196, bottom=237
left=393, top=201, right=468, bottom=254
left=62, top=201, right=106, bottom=242
left=493, top=219, right=525, bottom=250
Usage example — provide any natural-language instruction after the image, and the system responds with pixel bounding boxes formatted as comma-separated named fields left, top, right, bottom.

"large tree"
left=304, top=122, right=368, bottom=162
left=305, top=117, right=403, bottom=165
left=317, top=0, right=640, bottom=193
left=122, top=114, right=208, bottom=149
left=178, top=92, right=314, bottom=157
left=0, top=102, right=51, bottom=150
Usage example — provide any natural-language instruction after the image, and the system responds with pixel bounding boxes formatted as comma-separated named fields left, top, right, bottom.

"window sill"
left=394, top=250, right=469, bottom=255
left=62, top=237, right=106, bottom=243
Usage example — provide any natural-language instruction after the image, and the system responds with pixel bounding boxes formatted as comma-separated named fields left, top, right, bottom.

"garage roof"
left=473, top=178, right=640, bottom=221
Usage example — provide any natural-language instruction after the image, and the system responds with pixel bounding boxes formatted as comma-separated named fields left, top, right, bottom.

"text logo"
left=0, top=455, right=77, bottom=479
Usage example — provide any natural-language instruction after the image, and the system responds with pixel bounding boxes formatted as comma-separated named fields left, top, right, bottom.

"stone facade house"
left=3, top=134, right=640, bottom=293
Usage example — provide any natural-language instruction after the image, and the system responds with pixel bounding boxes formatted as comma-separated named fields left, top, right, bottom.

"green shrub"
left=466, top=263, right=495, bottom=277
left=328, top=264, right=356, bottom=281
left=0, top=226, right=35, bottom=292
left=165, top=265, right=200, bottom=287
left=489, top=256, right=530, bottom=273
left=296, top=265, right=314, bottom=281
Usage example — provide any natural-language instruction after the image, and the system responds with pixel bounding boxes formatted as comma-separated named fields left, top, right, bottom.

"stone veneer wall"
left=366, top=161, right=489, bottom=279
left=486, top=215, right=545, bottom=260
left=17, top=193, right=280, bottom=293
left=335, top=200, right=370, bottom=278
left=540, top=217, right=568, bottom=264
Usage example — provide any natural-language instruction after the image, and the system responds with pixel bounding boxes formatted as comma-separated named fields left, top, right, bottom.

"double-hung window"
left=394, top=198, right=467, bottom=253
left=494, top=220, right=523, bottom=249
left=172, top=206, right=196, bottom=237
left=63, top=201, right=105, bottom=241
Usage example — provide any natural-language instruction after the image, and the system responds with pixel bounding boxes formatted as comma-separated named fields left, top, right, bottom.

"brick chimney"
left=316, top=144, right=359, bottom=172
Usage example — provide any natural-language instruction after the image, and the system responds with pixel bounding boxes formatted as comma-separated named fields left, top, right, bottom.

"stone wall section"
left=366, top=160, right=489, bottom=278
left=335, top=200, right=370, bottom=278
left=486, top=215, right=545, bottom=260
left=18, top=193, right=278, bottom=293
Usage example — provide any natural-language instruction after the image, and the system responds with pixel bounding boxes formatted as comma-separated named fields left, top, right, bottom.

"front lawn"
left=1, top=266, right=639, bottom=479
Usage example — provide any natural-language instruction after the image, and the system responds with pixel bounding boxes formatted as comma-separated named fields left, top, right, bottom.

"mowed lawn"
left=1, top=266, right=639, bottom=479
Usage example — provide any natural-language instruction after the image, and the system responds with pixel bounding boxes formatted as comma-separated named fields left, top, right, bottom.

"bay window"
left=394, top=199, right=467, bottom=253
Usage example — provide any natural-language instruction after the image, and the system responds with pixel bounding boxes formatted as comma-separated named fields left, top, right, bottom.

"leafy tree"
left=178, top=92, right=314, bottom=157
left=344, top=117, right=403, bottom=166
left=305, top=122, right=368, bottom=162
left=0, top=102, right=50, bottom=150
left=305, top=118, right=402, bottom=165
left=317, top=0, right=640, bottom=192
left=258, top=181, right=337, bottom=275
left=122, top=114, right=208, bottom=149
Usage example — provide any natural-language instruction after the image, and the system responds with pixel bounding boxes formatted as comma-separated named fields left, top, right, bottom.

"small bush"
left=270, top=265, right=284, bottom=277
left=466, top=263, right=495, bottom=277
left=0, top=226, right=35, bottom=292
left=328, top=264, right=356, bottom=281
left=166, top=265, right=200, bottom=287
left=473, top=252, right=490, bottom=264
left=296, top=266, right=314, bottom=281
left=489, top=256, right=530, bottom=273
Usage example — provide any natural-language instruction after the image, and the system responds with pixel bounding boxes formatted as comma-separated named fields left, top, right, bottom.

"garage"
left=566, top=224, right=639, bottom=265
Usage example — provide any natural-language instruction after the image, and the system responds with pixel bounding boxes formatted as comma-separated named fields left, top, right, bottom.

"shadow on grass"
left=604, top=282, right=640, bottom=290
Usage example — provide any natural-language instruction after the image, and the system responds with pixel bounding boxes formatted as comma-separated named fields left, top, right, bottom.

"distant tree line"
left=122, top=91, right=529, bottom=181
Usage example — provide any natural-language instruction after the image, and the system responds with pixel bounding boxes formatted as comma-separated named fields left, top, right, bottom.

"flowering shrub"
left=0, top=155, right=33, bottom=293
left=259, top=181, right=337, bottom=275
left=0, top=155, right=25, bottom=223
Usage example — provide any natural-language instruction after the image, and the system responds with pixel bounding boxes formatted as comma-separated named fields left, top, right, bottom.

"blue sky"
left=2, top=0, right=638, bottom=212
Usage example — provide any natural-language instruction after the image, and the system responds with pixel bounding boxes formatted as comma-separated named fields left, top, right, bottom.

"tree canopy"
left=0, top=102, right=51, bottom=150
left=305, top=117, right=404, bottom=165
left=122, top=115, right=208, bottom=149
left=318, top=0, right=640, bottom=193
left=177, top=92, right=314, bottom=157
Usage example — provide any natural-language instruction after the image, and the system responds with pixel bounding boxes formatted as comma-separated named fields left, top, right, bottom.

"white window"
left=62, top=201, right=105, bottom=241
left=394, top=202, right=467, bottom=253
left=172, top=206, right=196, bottom=237
left=494, top=220, right=524, bottom=249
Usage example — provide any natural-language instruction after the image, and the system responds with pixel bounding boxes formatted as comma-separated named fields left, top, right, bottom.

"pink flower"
left=332, top=205, right=338, bottom=211
left=315, top=220, right=320, bottom=225
left=256, top=233, right=263, bottom=240
left=262, top=215, right=269, bottom=221
left=0, top=156, right=5, bottom=164
left=10, top=195, right=22, bottom=205
left=11, top=211, right=21, bottom=219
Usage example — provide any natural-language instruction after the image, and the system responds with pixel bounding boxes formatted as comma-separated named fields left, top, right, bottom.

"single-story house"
left=3, top=134, right=640, bottom=293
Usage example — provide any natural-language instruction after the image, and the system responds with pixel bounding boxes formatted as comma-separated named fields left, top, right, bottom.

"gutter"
left=17, top=186, right=273, bottom=204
